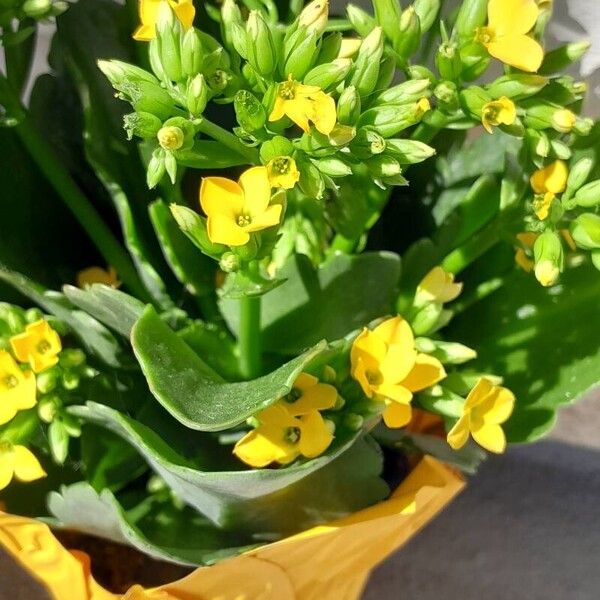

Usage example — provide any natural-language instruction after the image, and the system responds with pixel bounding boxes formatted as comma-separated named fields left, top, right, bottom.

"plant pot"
left=0, top=456, right=464, bottom=599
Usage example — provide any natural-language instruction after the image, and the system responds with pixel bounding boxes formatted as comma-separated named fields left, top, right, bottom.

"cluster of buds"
left=0, top=303, right=95, bottom=465
left=0, top=0, right=68, bottom=28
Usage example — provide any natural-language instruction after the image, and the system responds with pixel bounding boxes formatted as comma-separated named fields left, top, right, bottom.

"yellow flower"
left=350, top=316, right=446, bottom=429
left=281, top=372, right=338, bottom=415
left=415, top=97, right=431, bottom=117
left=234, top=404, right=334, bottom=468
left=269, top=76, right=337, bottom=135
left=200, top=166, right=282, bottom=246
left=0, top=351, right=36, bottom=426
left=476, top=0, right=543, bottom=73
left=481, top=97, right=517, bottom=134
left=533, top=192, right=554, bottom=220
left=530, top=160, right=568, bottom=195
left=133, top=0, right=195, bottom=41
left=447, top=378, right=515, bottom=453
left=0, top=442, right=46, bottom=491
left=10, top=320, right=62, bottom=374
left=266, top=156, right=300, bottom=190
left=76, top=266, right=120, bottom=289
left=552, top=108, right=576, bottom=133
left=415, top=267, right=463, bottom=306
left=535, top=260, right=559, bottom=287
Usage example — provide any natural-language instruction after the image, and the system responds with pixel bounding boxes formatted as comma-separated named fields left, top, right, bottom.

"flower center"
left=236, top=214, right=252, bottom=227
left=37, top=340, right=52, bottom=354
left=284, top=387, right=302, bottom=403
left=157, top=126, right=185, bottom=151
left=366, top=370, right=383, bottom=386
left=271, top=157, right=292, bottom=175
left=3, top=374, right=19, bottom=389
left=279, top=79, right=297, bottom=100
left=475, top=26, right=495, bottom=45
left=483, top=104, right=501, bottom=125
left=284, top=426, right=301, bottom=444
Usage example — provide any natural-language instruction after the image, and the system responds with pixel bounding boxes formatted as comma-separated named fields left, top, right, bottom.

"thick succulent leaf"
left=63, top=284, right=145, bottom=337
left=70, top=402, right=389, bottom=533
left=448, top=262, right=600, bottom=442
left=131, top=305, right=327, bottom=431
left=220, top=252, right=402, bottom=354
left=47, top=482, right=255, bottom=566
left=0, top=267, right=128, bottom=368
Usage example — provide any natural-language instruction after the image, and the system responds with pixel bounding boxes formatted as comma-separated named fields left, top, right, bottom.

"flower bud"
left=123, top=112, right=163, bottom=140
left=566, top=158, right=593, bottom=194
left=551, top=108, right=576, bottom=133
left=368, top=154, right=402, bottom=179
left=359, top=100, right=430, bottom=138
left=97, top=59, right=158, bottom=88
left=372, top=0, right=401, bottom=46
left=156, top=1, right=184, bottom=82
left=434, top=80, right=458, bottom=109
left=59, top=349, right=86, bottom=368
left=394, top=6, right=421, bottom=62
left=126, top=81, right=176, bottom=120
left=297, top=155, right=326, bottom=199
left=230, top=22, right=249, bottom=59
left=573, top=180, right=600, bottom=208
left=186, top=73, right=208, bottom=116
left=246, top=11, right=277, bottom=77
left=533, top=230, right=564, bottom=286
left=157, top=126, right=185, bottom=150
left=459, top=85, right=491, bottom=119
left=487, top=74, right=548, bottom=100
left=574, top=117, right=593, bottom=137
left=24, top=308, right=44, bottom=323
left=338, top=37, right=362, bottom=58
left=414, top=0, right=441, bottom=33
left=318, top=32, right=342, bottom=64
left=180, top=28, right=204, bottom=78
left=299, top=0, right=329, bottom=35
left=315, top=156, right=353, bottom=177
left=234, top=90, right=266, bottom=132
left=337, top=85, right=361, bottom=125
left=385, top=139, right=436, bottom=164
left=303, top=59, right=353, bottom=91
left=527, top=130, right=550, bottom=158
left=283, top=29, right=318, bottom=80
left=417, top=339, right=477, bottom=364
left=221, top=0, right=243, bottom=51
left=62, top=370, right=80, bottom=391
left=147, top=149, right=166, bottom=189
left=170, top=204, right=227, bottom=257
left=346, top=4, right=377, bottom=37
left=22, top=0, right=51, bottom=18
left=38, top=395, right=60, bottom=424
left=373, top=78, right=431, bottom=106
left=219, top=252, right=241, bottom=273
left=411, top=302, right=444, bottom=336
left=36, top=369, right=59, bottom=394
left=408, top=65, right=436, bottom=84
left=349, top=26, right=384, bottom=98
left=350, top=127, right=386, bottom=158
left=570, top=213, right=600, bottom=250
left=539, top=41, right=591, bottom=75
left=343, top=413, right=364, bottom=431
left=436, top=41, right=462, bottom=81
left=453, top=0, right=487, bottom=40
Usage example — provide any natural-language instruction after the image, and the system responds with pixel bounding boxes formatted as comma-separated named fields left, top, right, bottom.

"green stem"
left=238, top=293, right=262, bottom=380
left=0, top=76, right=148, bottom=300
left=196, top=118, right=260, bottom=165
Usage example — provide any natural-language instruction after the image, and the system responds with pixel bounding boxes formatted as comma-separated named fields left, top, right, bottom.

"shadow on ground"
left=363, top=440, right=600, bottom=600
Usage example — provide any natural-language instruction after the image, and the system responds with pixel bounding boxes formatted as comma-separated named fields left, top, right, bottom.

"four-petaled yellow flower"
left=415, top=266, right=463, bottom=306
left=10, top=320, right=62, bottom=374
left=351, top=316, right=446, bottom=429
left=0, top=351, right=36, bottom=426
left=0, top=442, right=46, bottom=491
left=269, top=76, right=337, bottom=135
left=200, top=166, right=282, bottom=246
left=266, top=156, right=300, bottom=190
left=481, top=97, right=517, bottom=134
left=476, top=0, right=543, bottom=73
left=530, top=160, right=568, bottom=220
left=447, top=378, right=515, bottom=453
left=234, top=373, right=337, bottom=468
left=133, top=0, right=195, bottom=41
left=76, top=266, right=120, bottom=289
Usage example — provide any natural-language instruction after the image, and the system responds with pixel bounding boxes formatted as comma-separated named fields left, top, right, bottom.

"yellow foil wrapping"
left=0, top=456, right=464, bottom=599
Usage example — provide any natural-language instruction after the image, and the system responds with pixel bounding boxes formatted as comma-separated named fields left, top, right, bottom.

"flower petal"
left=283, top=99, right=312, bottom=133
left=373, top=316, right=414, bottom=349
left=487, top=34, right=544, bottom=73
left=12, top=445, right=46, bottom=482
left=400, top=354, right=446, bottom=392
left=268, top=97, right=287, bottom=123
left=200, top=177, right=244, bottom=218
left=310, top=92, right=337, bottom=135
left=0, top=446, right=14, bottom=490
left=379, top=344, right=417, bottom=385
left=375, top=383, right=413, bottom=405
left=471, top=423, right=507, bottom=453
left=239, top=167, right=272, bottom=216
left=207, top=214, right=249, bottom=246
left=352, top=356, right=375, bottom=398
left=488, top=0, right=539, bottom=37
left=446, top=415, right=470, bottom=450
left=286, top=383, right=338, bottom=416
left=173, top=0, right=195, bottom=30
left=13, top=370, right=37, bottom=411
left=258, top=403, right=299, bottom=428
left=476, top=387, right=515, bottom=425
left=382, top=402, right=413, bottom=429
left=351, top=328, right=387, bottom=372
left=233, top=426, right=297, bottom=468
left=245, top=204, right=282, bottom=232
left=298, top=411, right=333, bottom=458
left=464, top=377, right=494, bottom=410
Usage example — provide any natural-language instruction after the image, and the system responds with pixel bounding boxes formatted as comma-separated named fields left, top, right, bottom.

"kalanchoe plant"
left=0, top=0, right=598, bottom=571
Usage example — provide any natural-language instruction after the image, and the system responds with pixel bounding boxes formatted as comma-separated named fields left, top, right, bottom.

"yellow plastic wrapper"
left=0, top=456, right=464, bottom=599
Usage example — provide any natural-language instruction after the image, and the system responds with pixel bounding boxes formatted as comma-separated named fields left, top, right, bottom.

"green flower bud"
left=186, top=73, right=208, bottom=117
left=121, top=81, right=176, bottom=121
left=459, top=86, right=491, bottom=119
left=487, top=74, right=548, bottom=100
left=385, top=139, right=436, bottom=164
left=157, top=125, right=185, bottom=150
left=181, top=28, right=204, bottom=78
left=350, top=127, right=386, bottom=159
left=523, top=101, right=562, bottom=131
left=527, top=130, right=550, bottom=158
left=260, top=136, right=295, bottom=163
left=297, top=155, right=326, bottom=199
left=459, top=41, right=490, bottom=81
left=206, top=69, right=231, bottom=94
left=368, top=154, right=402, bottom=179
left=375, top=55, right=396, bottom=92
left=574, top=117, right=593, bottom=137
left=434, top=80, right=458, bottom=109
left=230, top=22, right=249, bottom=59
left=318, top=31, right=343, bottom=63
left=246, top=11, right=277, bottom=77
left=123, top=112, right=162, bottom=140
left=417, top=339, right=477, bottom=364
left=570, top=213, right=600, bottom=250
left=372, top=0, right=402, bottom=46
left=22, top=0, right=51, bottom=18
left=298, top=0, right=329, bottom=35
left=414, top=0, right=441, bottom=33
left=38, top=395, right=60, bottom=424
left=533, top=230, right=564, bottom=286
left=343, top=413, right=364, bottom=431
left=411, top=302, right=444, bottom=336
left=232, top=234, right=259, bottom=261
left=97, top=59, right=158, bottom=88
left=164, top=151, right=178, bottom=184
left=24, top=308, right=43, bottom=323
left=156, top=1, right=184, bottom=82
left=359, top=99, right=430, bottom=138
left=59, top=349, right=86, bottom=368
left=349, top=26, right=384, bottom=98
left=170, top=204, right=226, bottom=257
left=539, top=41, right=591, bottom=75
left=234, top=90, right=266, bottom=132
left=61, top=370, right=80, bottom=391
left=49, top=419, right=69, bottom=464
left=147, top=148, right=166, bottom=189
left=283, top=28, right=318, bottom=80
left=373, top=78, right=431, bottom=107
left=220, top=0, right=243, bottom=52
left=566, top=158, right=593, bottom=194
left=407, top=64, right=437, bottom=84
left=394, top=6, right=421, bottom=62
left=454, top=0, right=487, bottom=40
left=219, top=252, right=241, bottom=273
left=436, top=41, right=461, bottom=81
left=303, top=58, right=353, bottom=91
left=61, top=413, right=81, bottom=438
left=5, top=308, right=25, bottom=334
left=36, top=369, right=58, bottom=394
left=573, top=180, right=600, bottom=208
left=337, top=85, right=361, bottom=125
left=345, top=4, right=377, bottom=37
left=314, top=156, right=353, bottom=177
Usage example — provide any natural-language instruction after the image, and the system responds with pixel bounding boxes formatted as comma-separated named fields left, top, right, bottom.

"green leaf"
left=70, top=402, right=388, bottom=533
left=47, top=482, right=255, bottom=566
left=0, top=267, right=128, bottom=368
left=448, top=262, right=600, bottom=442
left=220, top=252, right=402, bottom=354
left=131, top=305, right=327, bottom=431
left=63, top=284, right=145, bottom=337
